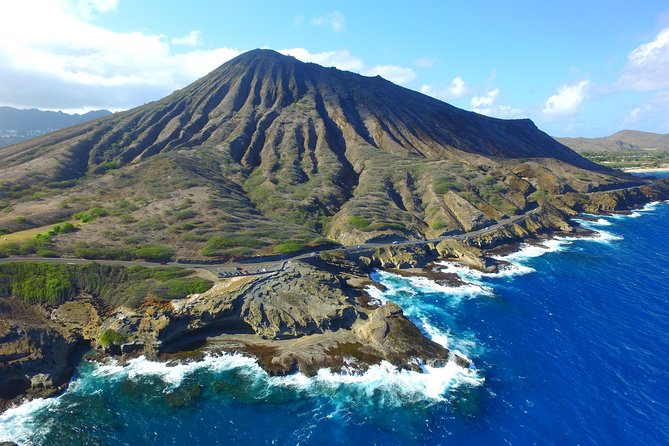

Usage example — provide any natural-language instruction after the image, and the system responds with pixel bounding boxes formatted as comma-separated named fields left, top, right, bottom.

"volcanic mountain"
left=0, top=49, right=631, bottom=259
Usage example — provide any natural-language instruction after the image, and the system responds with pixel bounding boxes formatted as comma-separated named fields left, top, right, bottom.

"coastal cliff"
left=2, top=181, right=667, bottom=411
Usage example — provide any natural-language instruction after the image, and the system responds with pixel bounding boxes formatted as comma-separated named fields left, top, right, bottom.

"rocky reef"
left=0, top=261, right=449, bottom=410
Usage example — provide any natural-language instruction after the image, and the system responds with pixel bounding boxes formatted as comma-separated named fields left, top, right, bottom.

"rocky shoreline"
left=1, top=180, right=668, bottom=413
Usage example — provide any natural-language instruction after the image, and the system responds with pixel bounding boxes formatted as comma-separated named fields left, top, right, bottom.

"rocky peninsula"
left=1, top=180, right=667, bottom=412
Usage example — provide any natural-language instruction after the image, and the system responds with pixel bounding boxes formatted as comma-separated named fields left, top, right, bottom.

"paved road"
left=0, top=207, right=540, bottom=277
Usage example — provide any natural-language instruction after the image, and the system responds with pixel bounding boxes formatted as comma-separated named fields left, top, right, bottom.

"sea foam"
left=0, top=396, right=58, bottom=445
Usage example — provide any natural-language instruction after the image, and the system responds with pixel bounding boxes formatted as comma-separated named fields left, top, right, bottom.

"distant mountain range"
left=0, top=107, right=111, bottom=147
left=558, top=130, right=669, bottom=153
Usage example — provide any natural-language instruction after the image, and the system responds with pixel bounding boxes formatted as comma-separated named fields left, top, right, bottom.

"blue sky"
left=1, top=0, right=668, bottom=137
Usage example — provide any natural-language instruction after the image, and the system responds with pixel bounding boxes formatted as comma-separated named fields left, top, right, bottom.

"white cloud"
left=279, top=48, right=364, bottom=71
left=364, top=65, right=416, bottom=85
left=0, top=2, right=415, bottom=111
left=0, top=1, right=242, bottom=110
left=619, top=27, right=669, bottom=91
left=414, top=57, right=436, bottom=68
left=171, top=30, right=202, bottom=47
left=311, top=11, right=345, bottom=32
left=542, top=80, right=590, bottom=116
left=468, top=88, right=522, bottom=118
left=471, top=88, right=499, bottom=108
left=420, top=76, right=466, bottom=101
left=67, top=0, right=118, bottom=18
left=280, top=48, right=416, bottom=85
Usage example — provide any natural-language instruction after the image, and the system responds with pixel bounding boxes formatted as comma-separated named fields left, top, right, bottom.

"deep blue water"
left=1, top=202, right=668, bottom=445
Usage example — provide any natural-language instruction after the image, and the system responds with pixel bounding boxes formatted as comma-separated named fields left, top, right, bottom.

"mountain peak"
left=0, top=49, right=619, bottom=259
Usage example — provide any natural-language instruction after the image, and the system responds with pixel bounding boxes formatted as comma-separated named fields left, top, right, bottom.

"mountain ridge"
left=0, top=106, right=111, bottom=148
left=0, top=49, right=631, bottom=260
left=558, top=129, right=669, bottom=153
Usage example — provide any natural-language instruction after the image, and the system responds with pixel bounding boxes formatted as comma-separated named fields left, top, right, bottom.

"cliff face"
left=0, top=298, right=101, bottom=410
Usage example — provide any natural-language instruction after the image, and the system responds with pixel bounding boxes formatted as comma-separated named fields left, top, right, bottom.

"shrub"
left=0, top=242, right=21, bottom=256
left=73, top=206, right=109, bottom=223
left=36, top=249, right=61, bottom=258
left=172, top=210, right=196, bottom=221
left=15, top=216, right=27, bottom=224
left=133, top=244, right=175, bottom=262
left=46, top=222, right=77, bottom=238
left=99, top=329, right=124, bottom=348
left=73, top=243, right=133, bottom=260
left=0, top=228, right=10, bottom=235
left=93, top=161, right=120, bottom=175
left=0, top=263, right=75, bottom=305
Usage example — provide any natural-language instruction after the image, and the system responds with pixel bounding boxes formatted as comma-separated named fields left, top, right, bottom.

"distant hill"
left=0, top=107, right=111, bottom=147
left=0, top=49, right=632, bottom=260
left=558, top=130, right=669, bottom=153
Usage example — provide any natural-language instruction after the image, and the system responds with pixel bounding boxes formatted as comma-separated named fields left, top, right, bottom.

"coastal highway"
left=0, top=207, right=540, bottom=276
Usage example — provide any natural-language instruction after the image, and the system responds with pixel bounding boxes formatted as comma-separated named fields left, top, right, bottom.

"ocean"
left=1, top=201, right=668, bottom=445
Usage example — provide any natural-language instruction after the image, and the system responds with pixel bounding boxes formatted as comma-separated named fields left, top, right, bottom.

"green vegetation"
left=582, top=150, right=669, bottom=169
left=73, top=206, right=109, bottom=223
left=35, top=249, right=61, bottom=258
left=274, top=240, right=307, bottom=254
left=0, top=263, right=75, bottom=305
left=201, top=235, right=265, bottom=257
left=171, top=210, right=196, bottom=221
left=0, top=262, right=214, bottom=308
left=429, top=219, right=445, bottom=230
left=92, top=161, right=121, bottom=174
left=133, top=244, right=175, bottom=262
left=151, top=277, right=213, bottom=299
left=73, top=243, right=133, bottom=260
left=99, top=329, right=125, bottom=348
left=530, top=190, right=550, bottom=204
left=349, top=216, right=371, bottom=229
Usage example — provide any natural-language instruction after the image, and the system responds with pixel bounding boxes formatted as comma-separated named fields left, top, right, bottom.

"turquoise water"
left=1, top=202, right=668, bottom=445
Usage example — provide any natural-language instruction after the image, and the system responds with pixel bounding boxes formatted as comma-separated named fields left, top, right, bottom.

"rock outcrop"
left=558, top=182, right=669, bottom=213
left=94, top=262, right=450, bottom=377
left=435, top=239, right=496, bottom=272
left=0, top=298, right=95, bottom=411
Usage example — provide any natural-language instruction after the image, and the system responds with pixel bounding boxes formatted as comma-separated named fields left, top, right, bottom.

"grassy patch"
left=274, top=240, right=307, bottom=254
left=151, top=277, right=213, bottom=299
left=429, top=219, right=445, bottom=230
left=349, top=216, right=371, bottom=229
left=201, top=235, right=265, bottom=257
